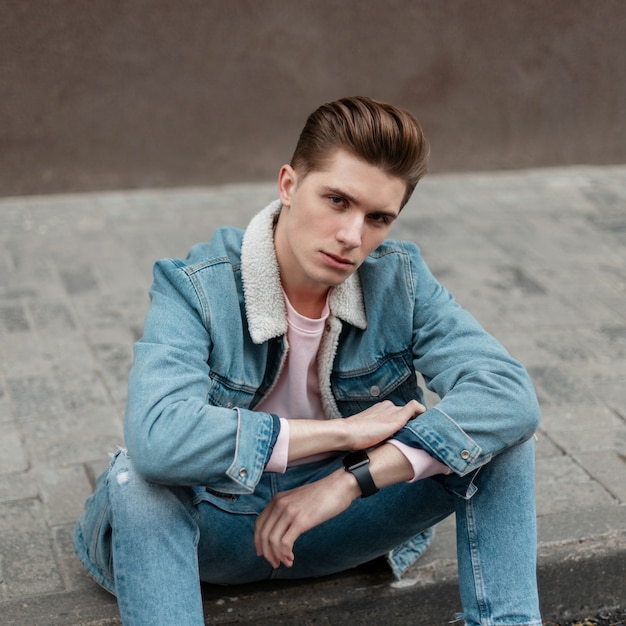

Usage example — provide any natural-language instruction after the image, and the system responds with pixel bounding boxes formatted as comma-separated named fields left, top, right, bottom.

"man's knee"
left=107, top=450, right=194, bottom=527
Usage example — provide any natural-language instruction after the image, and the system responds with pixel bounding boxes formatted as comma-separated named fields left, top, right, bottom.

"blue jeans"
left=73, top=439, right=541, bottom=625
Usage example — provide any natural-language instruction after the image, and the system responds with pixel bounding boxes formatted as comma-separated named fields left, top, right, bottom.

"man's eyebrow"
left=322, top=186, right=399, bottom=218
left=322, top=186, right=361, bottom=206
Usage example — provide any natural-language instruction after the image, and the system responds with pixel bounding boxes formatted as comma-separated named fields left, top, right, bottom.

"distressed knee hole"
left=116, top=470, right=130, bottom=485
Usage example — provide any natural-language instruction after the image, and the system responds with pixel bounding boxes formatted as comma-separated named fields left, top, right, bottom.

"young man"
left=73, top=96, right=542, bottom=625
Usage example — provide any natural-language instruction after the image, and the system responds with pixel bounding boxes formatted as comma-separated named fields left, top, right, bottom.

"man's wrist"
left=336, top=465, right=363, bottom=501
left=342, top=450, right=379, bottom=498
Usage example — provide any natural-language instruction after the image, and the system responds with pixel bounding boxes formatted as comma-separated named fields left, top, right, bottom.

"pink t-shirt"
left=256, top=293, right=331, bottom=468
left=259, top=292, right=450, bottom=481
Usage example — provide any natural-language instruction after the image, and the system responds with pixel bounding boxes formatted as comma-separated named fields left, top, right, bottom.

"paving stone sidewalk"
left=0, top=166, right=625, bottom=625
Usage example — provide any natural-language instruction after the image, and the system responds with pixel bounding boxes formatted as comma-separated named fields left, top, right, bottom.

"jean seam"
left=465, top=497, right=492, bottom=625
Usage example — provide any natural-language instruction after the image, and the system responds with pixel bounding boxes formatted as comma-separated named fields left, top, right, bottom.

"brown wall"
left=2, top=0, right=625, bottom=196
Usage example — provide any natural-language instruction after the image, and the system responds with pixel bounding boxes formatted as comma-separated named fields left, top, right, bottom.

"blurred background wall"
left=2, top=0, right=625, bottom=197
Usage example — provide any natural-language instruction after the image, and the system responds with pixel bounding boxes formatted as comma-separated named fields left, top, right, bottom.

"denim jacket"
left=125, top=200, right=539, bottom=494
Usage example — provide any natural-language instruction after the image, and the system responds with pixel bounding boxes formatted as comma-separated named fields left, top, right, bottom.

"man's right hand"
left=341, top=399, right=425, bottom=451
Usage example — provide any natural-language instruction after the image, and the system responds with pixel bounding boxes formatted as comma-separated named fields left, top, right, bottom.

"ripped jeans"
left=72, top=438, right=541, bottom=626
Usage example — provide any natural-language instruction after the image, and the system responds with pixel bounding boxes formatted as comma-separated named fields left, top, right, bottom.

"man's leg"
left=105, top=451, right=205, bottom=626
left=85, top=441, right=540, bottom=625
left=454, top=437, right=541, bottom=626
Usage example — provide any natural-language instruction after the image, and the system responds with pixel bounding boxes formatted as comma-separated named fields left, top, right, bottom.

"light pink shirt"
left=258, top=292, right=450, bottom=482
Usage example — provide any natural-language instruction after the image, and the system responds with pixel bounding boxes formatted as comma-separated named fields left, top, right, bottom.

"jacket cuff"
left=265, top=417, right=289, bottom=473
left=393, top=407, right=484, bottom=475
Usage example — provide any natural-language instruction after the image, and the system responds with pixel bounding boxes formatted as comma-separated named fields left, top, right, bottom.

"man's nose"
left=336, top=214, right=363, bottom=248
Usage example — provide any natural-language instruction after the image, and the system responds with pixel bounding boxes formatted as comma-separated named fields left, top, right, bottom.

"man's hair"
left=290, top=96, right=430, bottom=208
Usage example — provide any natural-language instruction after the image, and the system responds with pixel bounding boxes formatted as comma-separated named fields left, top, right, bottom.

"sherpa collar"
left=240, top=200, right=367, bottom=344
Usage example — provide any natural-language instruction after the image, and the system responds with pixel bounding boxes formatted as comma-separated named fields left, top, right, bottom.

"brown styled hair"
left=290, top=96, right=430, bottom=208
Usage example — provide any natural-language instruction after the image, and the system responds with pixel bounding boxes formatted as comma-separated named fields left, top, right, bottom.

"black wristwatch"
left=343, top=450, right=379, bottom=498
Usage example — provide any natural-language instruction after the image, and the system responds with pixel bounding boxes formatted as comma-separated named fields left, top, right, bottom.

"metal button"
left=460, top=450, right=471, bottom=460
left=370, top=385, right=381, bottom=397
left=238, top=467, right=247, bottom=478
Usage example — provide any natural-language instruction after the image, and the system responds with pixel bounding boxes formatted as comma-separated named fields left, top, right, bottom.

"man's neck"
left=283, top=286, right=330, bottom=319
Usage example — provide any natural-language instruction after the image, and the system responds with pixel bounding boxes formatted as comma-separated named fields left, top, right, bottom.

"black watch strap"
left=343, top=451, right=379, bottom=498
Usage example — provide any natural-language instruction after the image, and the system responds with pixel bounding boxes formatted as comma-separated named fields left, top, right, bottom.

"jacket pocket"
left=206, top=372, right=256, bottom=409
left=331, top=350, right=423, bottom=415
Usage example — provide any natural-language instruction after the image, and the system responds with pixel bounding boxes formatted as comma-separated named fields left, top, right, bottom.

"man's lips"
left=320, top=251, right=355, bottom=269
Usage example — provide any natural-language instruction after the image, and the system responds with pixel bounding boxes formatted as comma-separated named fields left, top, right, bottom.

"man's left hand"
left=254, top=468, right=360, bottom=569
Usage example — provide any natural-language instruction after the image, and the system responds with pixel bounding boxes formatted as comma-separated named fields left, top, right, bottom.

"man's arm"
left=283, top=399, right=424, bottom=462
left=392, top=243, right=540, bottom=475
left=124, top=256, right=279, bottom=492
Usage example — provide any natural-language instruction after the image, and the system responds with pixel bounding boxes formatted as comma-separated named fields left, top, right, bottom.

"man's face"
left=274, top=149, right=406, bottom=308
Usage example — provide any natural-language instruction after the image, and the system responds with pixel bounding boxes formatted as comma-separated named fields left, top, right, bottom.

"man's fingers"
left=255, top=497, right=300, bottom=568
left=407, top=399, right=426, bottom=418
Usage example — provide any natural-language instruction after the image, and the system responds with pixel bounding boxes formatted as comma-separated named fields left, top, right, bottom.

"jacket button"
left=238, top=467, right=247, bottom=478
left=370, top=385, right=381, bottom=397
left=460, top=450, right=471, bottom=460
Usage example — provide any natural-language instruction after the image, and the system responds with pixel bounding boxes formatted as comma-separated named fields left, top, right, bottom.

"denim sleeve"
left=392, top=245, right=541, bottom=476
left=267, top=414, right=282, bottom=456
left=123, top=258, right=278, bottom=493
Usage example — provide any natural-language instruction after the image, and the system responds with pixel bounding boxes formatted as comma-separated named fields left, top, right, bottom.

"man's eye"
left=369, top=214, right=390, bottom=225
left=329, top=196, right=345, bottom=206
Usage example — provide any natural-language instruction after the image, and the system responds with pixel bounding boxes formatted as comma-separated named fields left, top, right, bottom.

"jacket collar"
left=241, top=200, right=367, bottom=344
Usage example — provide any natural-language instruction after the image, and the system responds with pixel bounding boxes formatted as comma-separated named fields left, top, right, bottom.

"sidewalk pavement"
left=0, top=166, right=624, bottom=625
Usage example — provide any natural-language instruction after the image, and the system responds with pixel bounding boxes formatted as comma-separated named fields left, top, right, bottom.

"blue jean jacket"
left=124, top=200, right=539, bottom=492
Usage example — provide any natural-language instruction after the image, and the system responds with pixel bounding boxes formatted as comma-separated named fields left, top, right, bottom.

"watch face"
left=344, top=450, right=370, bottom=470
left=343, top=450, right=378, bottom=498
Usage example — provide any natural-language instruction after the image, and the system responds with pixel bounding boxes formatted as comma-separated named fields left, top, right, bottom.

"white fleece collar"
left=240, top=200, right=367, bottom=344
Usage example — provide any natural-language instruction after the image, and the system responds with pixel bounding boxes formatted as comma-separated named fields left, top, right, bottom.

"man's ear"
left=278, top=164, right=298, bottom=208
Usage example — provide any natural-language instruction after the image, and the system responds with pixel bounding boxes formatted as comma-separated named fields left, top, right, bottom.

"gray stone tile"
left=36, top=466, right=94, bottom=527
left=534, top=431, right=562, bottom=459
left=55, top=370, right=112, bottom=412
left=539, top=405, right=623, bottom=431
left=58, top=266, right=100, bottom=296
left=547, top=426, right=626, bottom=453
left=530, top=327, right=609, bottom=364
left=0, top=382, right=13, bottom=425
left=37, top=335, right=98, bottom=375
left=528, top=365, right=599, bottom=407
left=0, top=424, right=28, bottom=474
left=6, top=376, right=64, bottom=422
left=535, top=452, right=616, bottom=515
left=574, top=450, right=626, bottom=504
left=0, top=332, right=51, bottom=377
left=28, top=300, right=77, bottom=333
left=0, top=304, right=30, bottom=333
left=52, top=524, right=100, bottom=593
left=537, top=504, right=626, bottom=544
left=0, top=499, right=65, bottom=598
left=536, top=480, right=616, bottom=516
left=0, top=470, right=39, bottom=504
left=19, top=406, right=123, bottom=468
